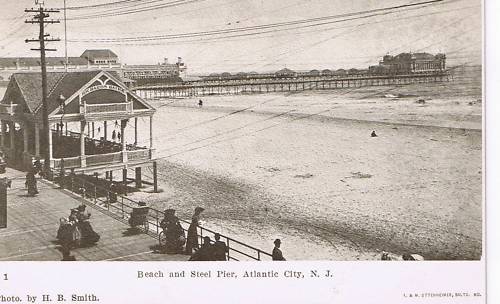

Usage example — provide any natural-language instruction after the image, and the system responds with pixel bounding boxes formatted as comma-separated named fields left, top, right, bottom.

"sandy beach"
left=126, top=66, right=482, bottom=261
left=0, top=67, right=481, bottom=260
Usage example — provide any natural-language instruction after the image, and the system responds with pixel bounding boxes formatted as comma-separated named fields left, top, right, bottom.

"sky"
left=0, top=0, right=482, bottom=74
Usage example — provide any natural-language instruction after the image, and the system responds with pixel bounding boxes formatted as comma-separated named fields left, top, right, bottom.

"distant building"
left=0, top=51, right=187, bottom=86
left=369, top=52, right=446, bottom=74
left=0, top=49, right=121, bottom=82
left=122, top=57, right=187, bottom=84
left=80, top=49, right=119, bottom=65
left=275, top=68, right=296, bottom=77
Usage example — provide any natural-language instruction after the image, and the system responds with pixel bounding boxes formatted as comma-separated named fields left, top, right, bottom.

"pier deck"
left=0, top=168, right=188, bottom=261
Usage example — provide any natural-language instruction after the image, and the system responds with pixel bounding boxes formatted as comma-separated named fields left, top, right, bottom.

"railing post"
left=121, top=196, right=125, bottom=218
left=156, top=214, right=159, bottom=235
left=106, top=191, right=110, bottom=210
left=257, top=250, right=261, bottom=261
left=226, top=239, right=230, bottom=260
left=94, top=185, right=97, bottom=203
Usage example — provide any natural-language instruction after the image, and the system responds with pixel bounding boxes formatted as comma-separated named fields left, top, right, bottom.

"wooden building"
left=0, top=70, right=157, bottom=188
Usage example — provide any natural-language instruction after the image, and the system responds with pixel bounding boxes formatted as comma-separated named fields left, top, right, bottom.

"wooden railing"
left=0, top=104, right=19, bottom=115
left=61, top=174, right=273, bottom=261
left=51, top=148, right=153, bottom=170
left=52, top=157, right=81, bottom=170
left=83, top=102, right=132, bottom=114
left=127, top=149, right=152, bottom=162
left=86, top=151, right=123, bottom=166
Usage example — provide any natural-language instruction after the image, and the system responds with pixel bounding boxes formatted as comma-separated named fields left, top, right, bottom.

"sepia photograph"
left=0, top=0, right=482, bottom=265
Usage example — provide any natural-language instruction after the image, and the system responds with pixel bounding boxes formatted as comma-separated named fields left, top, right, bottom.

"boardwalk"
left=0, top=168, right=188, bottom=261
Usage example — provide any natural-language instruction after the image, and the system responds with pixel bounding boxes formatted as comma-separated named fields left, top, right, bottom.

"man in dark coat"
left=189, top=236, right=213, bottom=261
left=272, top=239, right=286, bottom=261
left=212, top=233, right=228, bottom=261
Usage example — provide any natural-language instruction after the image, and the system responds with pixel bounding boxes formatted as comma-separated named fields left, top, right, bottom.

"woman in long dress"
left=185, top=207, right=204, bottom=255
left=160, top=209, right=185, bottom=254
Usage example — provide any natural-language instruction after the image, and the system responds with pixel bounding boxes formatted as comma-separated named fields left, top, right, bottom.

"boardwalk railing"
left=59, top=173, right=273, bottom=261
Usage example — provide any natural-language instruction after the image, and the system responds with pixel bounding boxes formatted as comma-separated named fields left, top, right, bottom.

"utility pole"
left=63, top=0, right=68, bottom=71
left=25, top=3, right=60, bottom=175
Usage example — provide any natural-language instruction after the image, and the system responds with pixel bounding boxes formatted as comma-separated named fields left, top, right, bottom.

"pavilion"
left=0, top=70, right=157, bottom=189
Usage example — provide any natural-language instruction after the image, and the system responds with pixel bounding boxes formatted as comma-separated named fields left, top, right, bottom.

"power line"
left=61, top=0, right=158, bottom=10
left=67, top=0, right=205, bottom=20
left=68, top=0, right=448, bottom=41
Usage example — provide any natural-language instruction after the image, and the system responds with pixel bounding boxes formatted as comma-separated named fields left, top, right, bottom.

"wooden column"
left=153, top=161, right=158, bottom=193
left=135, top=167, right=142, bottom=188
left=23, top=124, right=28, bottom=153
left=9, top=122, right=14, bottom=149
left=0, top=121, right=5, bottom=148
left=122, top=168, right=128, bottom=195
left=91, top=122, right=95, bottom=138
left=121, top=119, right=127, bottom=163
left=34, top=123, right=40, bottom=157
left=134, top=117, right=138, bottom=145
left=48, top=122, right=53, bottom=161
left=80, top=121, right=86, bottom=167
left=149, top=116, right=153, bottom=148
left=104, top=121, right=107, bottom=140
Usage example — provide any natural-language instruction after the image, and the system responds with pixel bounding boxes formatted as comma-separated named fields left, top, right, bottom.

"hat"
left=164, top=208, right=175, bottom=215
left=194, top=207, right=205, bottom=214
left=77, top=204, right=86, bottom=211
left=274, top=239, right=281, bottom=245
left=70, top=208, right=78, bottom=214
left=138, top=201, right=147, bottom=207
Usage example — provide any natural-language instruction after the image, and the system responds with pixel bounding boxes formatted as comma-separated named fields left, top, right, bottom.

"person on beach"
left=371, top=130, right=378, bottom=137
left=185, top=207, right=205, bottom=255
left=198, top=99, right=203, bottom=107
left=189, top=236, right=213, bottom=261
left=272, top=239, right=286, bottom=261
left=213, top=233, right=229, bottom=261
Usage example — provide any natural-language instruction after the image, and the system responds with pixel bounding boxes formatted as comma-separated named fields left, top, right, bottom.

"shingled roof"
left=0, top=57, right=88, bottom=68
left=1, top=71, right=101, bottom=114
left=80, top=49, right=118, bottom=60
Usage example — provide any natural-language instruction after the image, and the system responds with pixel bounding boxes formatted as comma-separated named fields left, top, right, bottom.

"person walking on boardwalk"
left=160, top=209, right=186, bottom=254
left=185, top=206, right=205, bottom=255
left=25, top=169, right=38, bottom=196
left=213, top=233, right=229, bottom=261
left=272, top=239, right=286, bottom=261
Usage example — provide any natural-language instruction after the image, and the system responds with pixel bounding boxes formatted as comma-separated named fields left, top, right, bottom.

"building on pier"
left=122, top=57, right=187, bottom=85
left=369, top=52, right=446, bottom=74
left=0, top=70, right=157, bottom=188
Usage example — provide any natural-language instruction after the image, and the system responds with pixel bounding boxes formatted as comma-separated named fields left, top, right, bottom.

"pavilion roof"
left=1, top=71, right=101, bottom=114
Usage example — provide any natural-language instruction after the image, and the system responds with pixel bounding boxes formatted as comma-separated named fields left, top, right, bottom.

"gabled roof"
left=80, top=49, right=118, bottom=60
left=1, top=71, right=100, bottom=114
